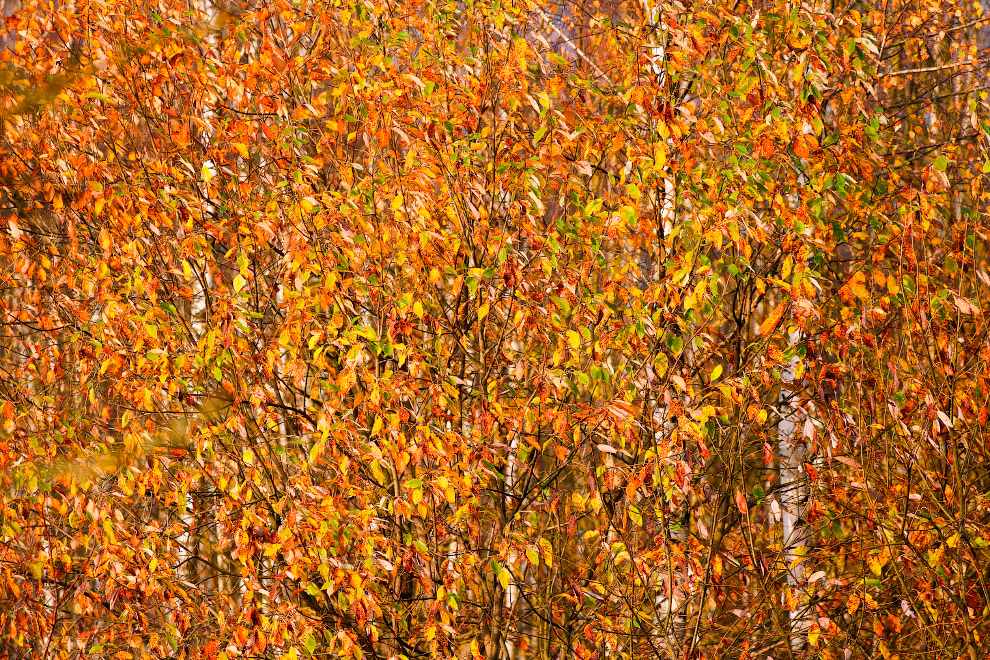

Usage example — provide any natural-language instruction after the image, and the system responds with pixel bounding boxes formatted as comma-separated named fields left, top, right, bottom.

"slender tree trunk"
left=778, top=331, right=809, bottom=650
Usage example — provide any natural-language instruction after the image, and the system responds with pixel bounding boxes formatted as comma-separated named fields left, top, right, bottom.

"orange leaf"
left=793, top=134, right=813, bottom=159
left=760, top=137, right=775, bottom=158
left=759, top=302, right=787, bottom=337
left=735, top=490, right=748, bottom=515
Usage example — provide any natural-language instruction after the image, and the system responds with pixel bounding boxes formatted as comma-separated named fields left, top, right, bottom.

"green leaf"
left=309, top=441, right=324, bottom=463
left=619, top=205, right=637, bottom=225
left=85, top=91, right=113, bottom=103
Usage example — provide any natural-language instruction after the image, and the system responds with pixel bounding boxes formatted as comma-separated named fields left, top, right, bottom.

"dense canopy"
left=2, top=0, right=990, bottom=659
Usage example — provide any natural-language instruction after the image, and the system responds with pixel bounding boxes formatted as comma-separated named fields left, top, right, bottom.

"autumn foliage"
left=1, top=0, right=990, bottom=658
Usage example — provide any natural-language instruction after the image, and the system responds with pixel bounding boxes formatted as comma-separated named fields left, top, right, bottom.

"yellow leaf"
left=539, top=538, right=553, bottom=567
left=928, top=544, right=944, bottom=567
left=477, top=302, right=490, bottom=321
left=233, top=274, right=246, bottom=292
left=868, top=554, right=883, bottom=576
left=781, top=255, right=793, bottom=280
left=793, top=59, right=806, bottom=84
left=413, top=301, right=424, bottom=318
left=848, top=272, right=868, bottom=300
left=201, top=163, right=212, bottom=183
left=499, top=567, right=510, bottom=590
left=391, top=194, right=404, bottom=211
left=808, top=624, right=820, bottom=647
left=759, top=302, right=787, bottom=336
left=233, top=142, right=249, bottom=159
left=566, top=330, right=580, bottom=349
left=710, top=364, right=723, bottom=381
left=947, top=532, right=960, bottom=548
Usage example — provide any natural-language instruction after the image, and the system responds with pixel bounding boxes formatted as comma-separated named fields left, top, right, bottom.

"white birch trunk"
left=640, top=2, right=689, bottom=654
left=778, top=331, right=809, bottom=649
